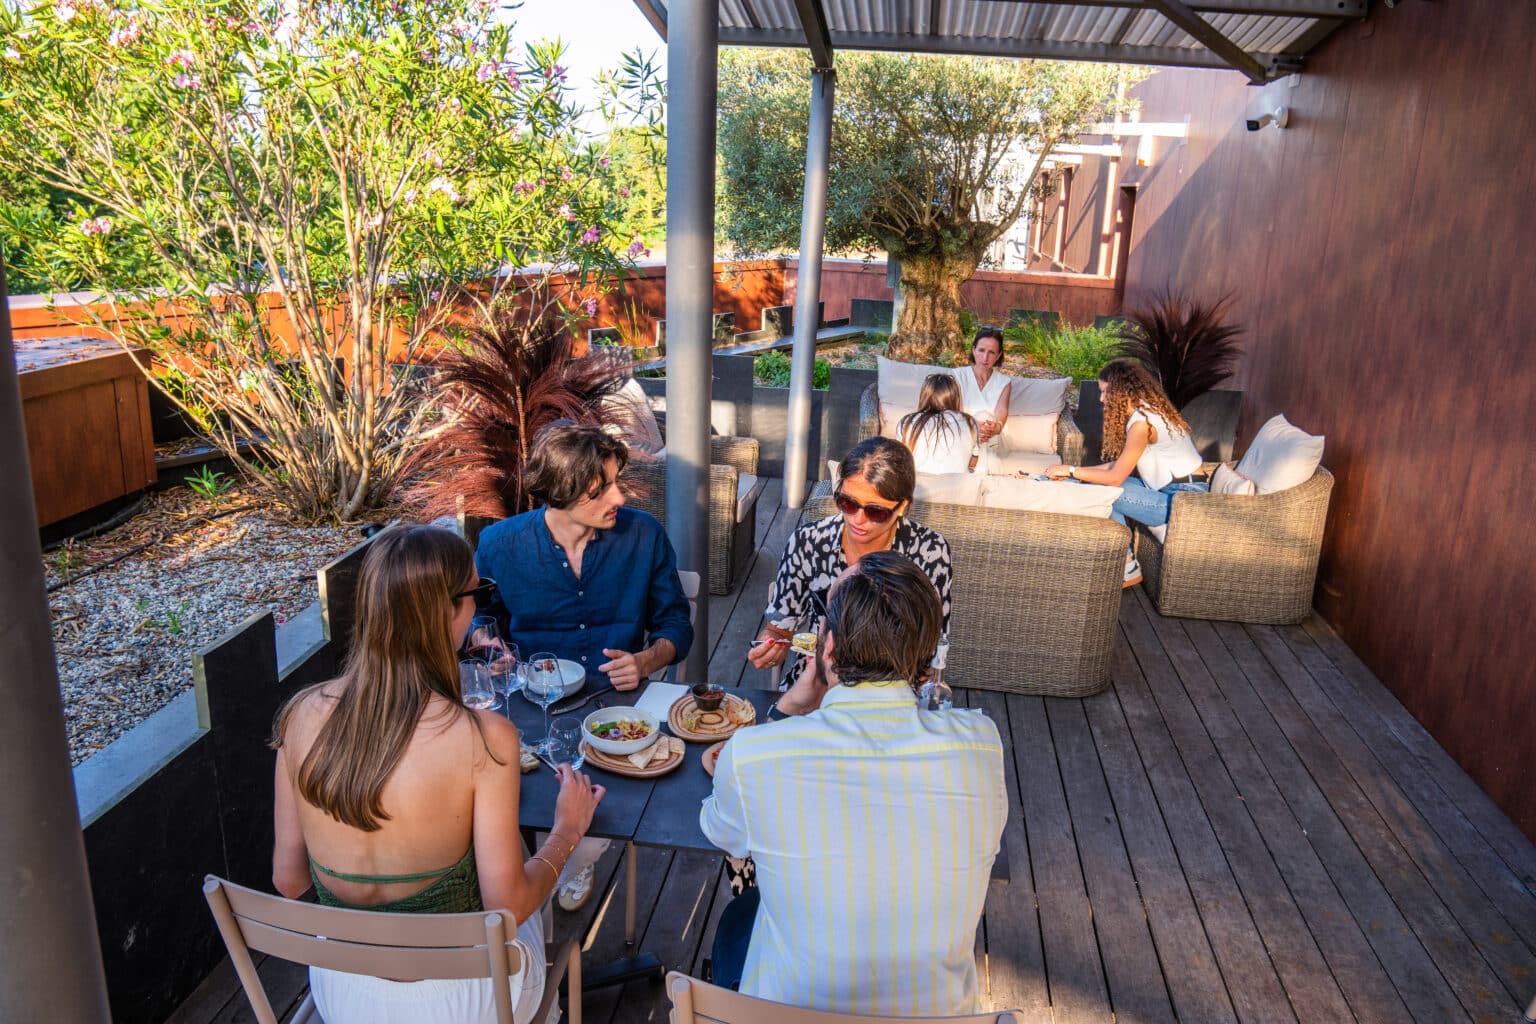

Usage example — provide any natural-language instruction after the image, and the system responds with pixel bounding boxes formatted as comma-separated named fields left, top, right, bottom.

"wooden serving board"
left=669, top=693, right=757, bottom=742
left=581, top=739, right=685, bottom=779
left=702, top=740, right=726, bottom=777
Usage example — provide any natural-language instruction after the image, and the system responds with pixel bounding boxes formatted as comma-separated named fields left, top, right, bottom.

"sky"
left=500, top=0, right=665, bottom=126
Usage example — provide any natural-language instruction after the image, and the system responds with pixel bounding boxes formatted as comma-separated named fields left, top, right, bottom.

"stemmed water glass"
left=919, top=640, right=953, bottom=711
left=465, top=616, right=508, bottom=709
left=489, top=641, right=522, bottom=707
left=526, top=652, right=562, bottom=756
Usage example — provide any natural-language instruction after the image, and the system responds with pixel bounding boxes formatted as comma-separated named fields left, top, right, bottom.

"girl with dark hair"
left=271, top=524, right=604, bottom=1024
left=1045, top=358, right=1205, bottom=586
left=899, top=373, right=978, bottom=474
left=747, top=437, right=952, bottom=685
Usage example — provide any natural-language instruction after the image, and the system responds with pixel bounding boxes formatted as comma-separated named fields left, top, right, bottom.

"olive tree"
left=0, top=0, right=661, bottom=521
left=719, top=50, right=1131, bottom=362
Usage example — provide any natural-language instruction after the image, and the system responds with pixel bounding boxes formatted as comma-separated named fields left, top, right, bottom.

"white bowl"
left=521, top=659, right=584, bottom=703
left=582, top=707, right=662, bottom=756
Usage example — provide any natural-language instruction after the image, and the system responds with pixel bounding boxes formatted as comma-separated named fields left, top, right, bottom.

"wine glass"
left=489, top=641, right=522, bottom=706
left=546, top=718, right=585, bottom=771
left=919, top=640, right=953, bottom=711
left=459, top=660, right=496, bottom=711
left=526, top=652, right=563, bottom=755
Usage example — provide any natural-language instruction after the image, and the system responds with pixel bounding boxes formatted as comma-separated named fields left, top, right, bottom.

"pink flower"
left=172, top=73, right=203, bottom=90
left=80, top=216, right=113, bottom=237
left=364, top=213, right=384, bottom=229
left=584, top=298, right=598, bottom=317
left=167, top=50, right=195, bottom=69
left=428, top=151, right=444, bottom=169
left=54, top=2, right=76, bottom=23
left=599, top=157, right=610, bottom=169
left=402, top=188, right=419, bottom=203
left=560, top=167, right=574, bottom=182
left=581, top=227, right=600, bottom=244
left=107, top=25, right=139, bottom=47
left=619, top=187, right=631, bottom=198
left=513, top=180, right=535, bottom=196
left=448, top=17, right=471, bottom=37
left=427, top=176, right=461, bottom=202
left=504, top=67, right=520, bottom=88
left=344, top=49, right=362, bottom=67
left=429, top=289, right=441, bottom=302
left=627, top=239, right=646, bottom=258
left=476, top=62, right=496, bottom=82
left=544, top=63, right=566, bottom=81
left=557, top=204, right=575, bottom=221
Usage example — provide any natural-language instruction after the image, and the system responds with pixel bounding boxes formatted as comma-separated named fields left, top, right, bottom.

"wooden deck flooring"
left=168, top=480, right=1536, bottom=1024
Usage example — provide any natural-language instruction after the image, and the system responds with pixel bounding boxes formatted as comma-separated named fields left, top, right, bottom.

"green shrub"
left=753, top=350, right=830, bottom=389
left=1011, top=321, right=1121, bottom=380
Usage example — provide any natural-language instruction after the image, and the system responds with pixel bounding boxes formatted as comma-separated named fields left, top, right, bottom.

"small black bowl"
left=691, top=683, right=725, bottom=711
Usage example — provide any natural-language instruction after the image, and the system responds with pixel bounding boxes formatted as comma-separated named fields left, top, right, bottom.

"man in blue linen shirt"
left=476, top=422, right=693, bottom=909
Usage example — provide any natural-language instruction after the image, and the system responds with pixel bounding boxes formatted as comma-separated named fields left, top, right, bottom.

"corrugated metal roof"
left=633, top=0, right=1364, bottom=82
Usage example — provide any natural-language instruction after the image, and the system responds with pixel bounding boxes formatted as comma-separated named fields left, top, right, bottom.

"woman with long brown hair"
left=1045, top=358, right=1205, bottom=586
left=271, top=524, right=603, bottom=1024
left=899, top=373, right=978, bottom=474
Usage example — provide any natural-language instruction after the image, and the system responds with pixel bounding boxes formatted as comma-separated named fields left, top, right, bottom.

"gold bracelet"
left=529, top=853, right=561, bottom=882
left=545, top=831, right=579, bottom=857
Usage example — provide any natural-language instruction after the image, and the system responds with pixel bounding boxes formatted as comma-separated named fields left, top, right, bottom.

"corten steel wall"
left=1066, top=5, right=1536, bottom=837
left=790, top=258, right=1121, bottom=326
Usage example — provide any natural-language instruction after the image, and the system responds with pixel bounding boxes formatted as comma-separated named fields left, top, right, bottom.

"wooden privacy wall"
left=1061, top=4, right=1536, bottom=837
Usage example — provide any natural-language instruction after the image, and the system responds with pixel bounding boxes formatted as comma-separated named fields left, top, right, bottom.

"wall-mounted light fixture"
left=1245, top=106, right=1290, bottom=132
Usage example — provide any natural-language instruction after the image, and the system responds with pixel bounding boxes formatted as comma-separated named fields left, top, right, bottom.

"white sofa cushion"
left=980, top=477, right=1121, bottom=518
left=605, top=378, right=665, bottom=454
left=1211, top=462, right=1257, bottom=496
left=913, top=472, right=984, bottom=506
left=879, top=401, right=916, bottom=440
left=1006, top=375, right=1073, bottom=417
left=986, top=450, right=1057, bottom=476
left=877, top=355, right=947, bottom=407
left=999, top=412, right=1059, bottom=454
left=1235, top=414, right=1325, bottom=494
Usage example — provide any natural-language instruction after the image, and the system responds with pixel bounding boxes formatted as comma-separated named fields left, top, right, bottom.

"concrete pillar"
left=0, top=253, right=112, bottom=1019
left=664, top=0, right=717, bottom=679
left=783, top=66, right=835, bottom=509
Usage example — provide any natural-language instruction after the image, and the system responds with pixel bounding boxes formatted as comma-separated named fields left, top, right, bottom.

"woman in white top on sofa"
left=1044, top=358, right=1205, bottom=587
left=899, top=374, right=978, bottom=475
left=953, top=327, right=1011, bottom=459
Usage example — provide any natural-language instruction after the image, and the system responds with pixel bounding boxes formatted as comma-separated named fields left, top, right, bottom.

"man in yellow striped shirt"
left=701, top=553, right=1007, bottom=1015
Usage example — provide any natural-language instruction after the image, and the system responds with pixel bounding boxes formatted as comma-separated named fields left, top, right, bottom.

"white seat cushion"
left=1235, top=414, right=1325, bottom=494
left=979, top=477, right=1122, bottom=518
left=913, top=472, right=984, bottom=506
left=985, top=450, right=1057, bottom=476
left=736, top=474, right=766, bottom=523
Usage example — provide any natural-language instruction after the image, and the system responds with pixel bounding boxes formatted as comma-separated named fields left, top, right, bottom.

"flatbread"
left=627, top=744, right=659, bottom=769
left=726, top=701, right=755, bottom=726
left=519, top=744, right=540, bottom=774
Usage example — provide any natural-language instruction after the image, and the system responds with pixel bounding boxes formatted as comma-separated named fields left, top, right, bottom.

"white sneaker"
left=1123, top=557, right=1143, bottom=589
left=556, top=863, right=596, bottom=912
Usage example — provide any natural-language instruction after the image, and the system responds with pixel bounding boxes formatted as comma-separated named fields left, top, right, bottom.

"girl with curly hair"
left=1045, top=358, right=1205, bottom=586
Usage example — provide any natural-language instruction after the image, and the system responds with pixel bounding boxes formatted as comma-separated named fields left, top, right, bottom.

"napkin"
left=635, top=681, right=689, bottom=720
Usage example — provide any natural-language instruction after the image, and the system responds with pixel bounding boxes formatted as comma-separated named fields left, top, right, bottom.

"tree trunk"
left=885, top=252, right=974, bottom=363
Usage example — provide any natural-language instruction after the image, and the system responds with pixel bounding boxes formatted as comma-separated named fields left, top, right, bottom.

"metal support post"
left=783, top=66, right=835, bottom=509
left=663, top=0, right=717, bottom=681
left=0, top=253, right=112, bottom=1020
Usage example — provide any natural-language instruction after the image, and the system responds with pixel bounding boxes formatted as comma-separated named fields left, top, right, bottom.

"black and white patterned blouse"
left=764, top=513, right=953, bottom=645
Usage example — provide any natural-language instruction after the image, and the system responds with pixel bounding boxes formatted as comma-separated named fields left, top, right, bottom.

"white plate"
left=522, top=658, right=585, bottom=703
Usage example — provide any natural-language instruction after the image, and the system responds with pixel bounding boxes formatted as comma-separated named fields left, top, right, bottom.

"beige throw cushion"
left=979, top=476, right=1121, bottom=518
left=1235, top=414, right=1325, bottom=494
left=877, top=355, right=947, bottom=407
left=999, top=412, right=1060, bottom=454
left=1211, top=462, right=1257, bottom=496
left=914, top=472, right=985, bottom=506
left=879, top=401, right=916, bottom=440
left=1006, top=376, right=1073, bottom=417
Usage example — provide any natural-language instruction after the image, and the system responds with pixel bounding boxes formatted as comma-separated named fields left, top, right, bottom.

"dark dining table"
left=499, top=678, right=1008, bottom=988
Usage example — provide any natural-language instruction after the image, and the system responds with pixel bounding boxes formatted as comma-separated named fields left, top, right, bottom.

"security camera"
left=1246, top=106, right=1291, bottom=132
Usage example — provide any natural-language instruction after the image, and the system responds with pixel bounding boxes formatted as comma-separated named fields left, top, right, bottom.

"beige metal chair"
left=666, top=972, right=1023, bottom=1024
left=203, top=875, right=581, bottom=1024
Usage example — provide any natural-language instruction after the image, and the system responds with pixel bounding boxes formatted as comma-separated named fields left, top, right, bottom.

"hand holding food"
left=747, top=628, right=789, bottom=668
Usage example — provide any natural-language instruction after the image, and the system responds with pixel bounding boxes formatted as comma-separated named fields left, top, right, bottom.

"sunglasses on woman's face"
left=834, top=490, right=898, bottom=526
left=455, top=577, right=498, bottom=603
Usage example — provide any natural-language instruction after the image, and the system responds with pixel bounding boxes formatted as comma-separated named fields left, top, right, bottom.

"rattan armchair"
left=803, top=482, right=1126, bottom=697
left=858, top=382, right=1085, bottom=466
left=624, top=435, right=764, bottom=595
left=1135, top=467, right=1334, bottom=624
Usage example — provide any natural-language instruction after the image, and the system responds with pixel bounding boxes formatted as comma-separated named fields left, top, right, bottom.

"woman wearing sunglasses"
left=271, top=524, right=604, bottom=1024
left=747, top=437, right=952, bottom=697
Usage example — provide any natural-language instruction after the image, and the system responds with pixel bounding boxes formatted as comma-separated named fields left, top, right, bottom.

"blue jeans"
left=709, top=886, right=760, bottom=990
left=1110, top=477, right=1209, bottom=529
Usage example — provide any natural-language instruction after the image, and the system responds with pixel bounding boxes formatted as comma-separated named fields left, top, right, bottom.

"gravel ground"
left=46, top=486, right=375, bottom=766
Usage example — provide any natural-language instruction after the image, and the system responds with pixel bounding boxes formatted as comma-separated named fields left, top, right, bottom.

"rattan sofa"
left=624, top=436, right=764, bottom=596
left=858, top=382, right=1085, bottom=466
left=1134, top=466, right=1334, bottom=624
left=802, top=481, right=1126, bottom=697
